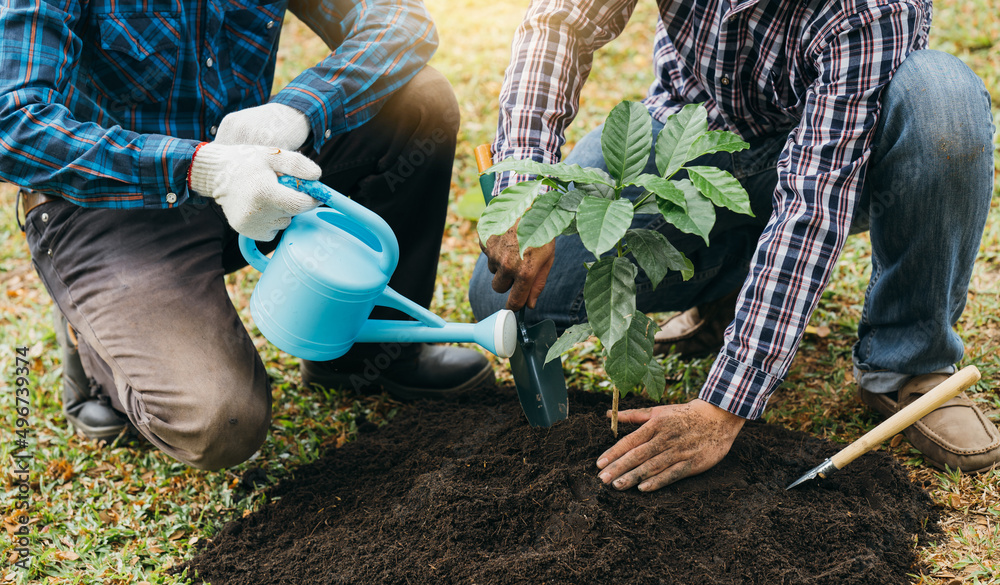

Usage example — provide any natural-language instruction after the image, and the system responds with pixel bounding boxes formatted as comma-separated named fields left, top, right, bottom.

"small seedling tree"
left=479, top=101, right=753, bottom=435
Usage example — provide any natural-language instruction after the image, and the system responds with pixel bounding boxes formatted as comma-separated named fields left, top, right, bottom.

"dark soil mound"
left=183, top=389, right=938, bottom=585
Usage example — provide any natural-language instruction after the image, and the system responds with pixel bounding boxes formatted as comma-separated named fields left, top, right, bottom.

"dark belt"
left=16, top=189, right=59, bottom=231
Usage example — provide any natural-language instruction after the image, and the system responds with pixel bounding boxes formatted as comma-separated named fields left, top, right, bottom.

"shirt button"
left=324, top=129, right=332, bottom=139
left=206, top=57, right=214, bottom=68
left=41, top=212, right=49, bottom=222
left=721, top=76, right=731, bottom=86
left=209, top=125, right=218, bottom=136
left=266, top=20, right=275, bottom=29
left=166, top=192, right=177, bottom=204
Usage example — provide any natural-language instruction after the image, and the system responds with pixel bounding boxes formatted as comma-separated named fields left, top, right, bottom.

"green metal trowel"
left=476, top=144, right=569, bottom=427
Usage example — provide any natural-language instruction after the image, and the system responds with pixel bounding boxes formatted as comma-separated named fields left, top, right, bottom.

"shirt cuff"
left=698, top=354, right=784, bottom=420
left=138, top=134, right=199, bottom=209
left=270, top=80, right=346, bottom=155
left=490, top=145, right=560, bottom=198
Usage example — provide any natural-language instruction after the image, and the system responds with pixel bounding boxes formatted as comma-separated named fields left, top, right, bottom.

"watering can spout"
left=356, top=309, right=518, bottom=359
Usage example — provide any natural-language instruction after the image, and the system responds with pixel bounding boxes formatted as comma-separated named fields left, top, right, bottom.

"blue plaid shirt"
left=0, top=0, right=437, bottom=208
left=492, top=0, right=931, bottom=419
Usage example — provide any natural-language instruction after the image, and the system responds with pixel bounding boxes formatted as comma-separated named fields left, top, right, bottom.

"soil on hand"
left=183, top=389, right=938, bottom=585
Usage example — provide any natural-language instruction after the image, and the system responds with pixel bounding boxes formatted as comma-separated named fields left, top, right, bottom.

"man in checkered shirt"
left=470, top=0, right=998, bottom=490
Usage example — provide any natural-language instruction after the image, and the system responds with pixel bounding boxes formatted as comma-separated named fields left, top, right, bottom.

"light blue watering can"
left=239, top=176, right=517, bottom=362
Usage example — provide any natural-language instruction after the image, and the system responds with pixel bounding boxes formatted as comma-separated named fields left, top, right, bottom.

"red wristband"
left=187, top=141, right=209, bottom=190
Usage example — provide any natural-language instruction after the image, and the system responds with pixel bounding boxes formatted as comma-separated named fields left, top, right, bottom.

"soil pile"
left=183, top=389, right=938, bottom=585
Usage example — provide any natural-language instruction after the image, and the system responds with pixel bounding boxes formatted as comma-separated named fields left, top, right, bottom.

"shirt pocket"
left=221, top=0, right=284, bottom=96
left=765, top=68, right=802, bottom=118
left=85, top=13, right=182, bottom=106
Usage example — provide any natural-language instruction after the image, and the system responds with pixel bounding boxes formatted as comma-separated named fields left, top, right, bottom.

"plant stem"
left=632, top=190, right=653, bottom=209
left=611, top=387, right=619, bottom=438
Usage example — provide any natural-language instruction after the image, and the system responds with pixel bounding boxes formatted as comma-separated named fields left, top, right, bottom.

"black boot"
left=300, top=343, right=493, bottom=401
left=54, top=313, right=130, bottom=440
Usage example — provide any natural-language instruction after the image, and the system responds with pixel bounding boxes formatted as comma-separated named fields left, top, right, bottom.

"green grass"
left=2, top=0, right=999, bottom=583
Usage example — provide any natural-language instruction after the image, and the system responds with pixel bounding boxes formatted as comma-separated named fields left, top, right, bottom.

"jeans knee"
left=133, top=375, right=272, bottom=471
left=397, top=65, right=461, bottom=144
left=183, top=400, right=271, bottom=471
left=468, top=254, right=501, bottom=322
left=884, top=50, right=994, bottom=150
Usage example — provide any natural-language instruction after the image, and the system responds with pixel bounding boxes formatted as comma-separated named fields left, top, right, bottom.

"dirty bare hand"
left=595, top=399, right=745, bottom=492
left=482, top=224, right=555, bottom=311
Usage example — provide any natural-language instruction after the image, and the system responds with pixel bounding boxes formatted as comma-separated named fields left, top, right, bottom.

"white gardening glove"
left=188, top=142, right=322, bottom=241
left=214, top=102, right=312, bottom=151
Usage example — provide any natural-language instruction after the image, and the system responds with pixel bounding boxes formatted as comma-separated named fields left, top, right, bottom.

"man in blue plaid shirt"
left=470, top=0, right=998, bottom=490
left=1, top=0, right=493, bottom=469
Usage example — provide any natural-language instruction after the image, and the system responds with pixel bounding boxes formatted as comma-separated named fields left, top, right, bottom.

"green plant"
left=478, top=100, right=753, bottom=435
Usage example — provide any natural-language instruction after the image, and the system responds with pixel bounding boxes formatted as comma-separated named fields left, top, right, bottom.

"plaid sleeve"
left=699, top=3, right=927, bottom=419
left=274, top=0, right=438, bottom=155
left=0, top=0, right=197, bottom=209
left=490, top=0, right=638, bottom=196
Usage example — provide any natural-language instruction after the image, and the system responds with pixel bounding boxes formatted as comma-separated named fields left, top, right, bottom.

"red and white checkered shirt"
left=492, top=0, right=931, bottom=418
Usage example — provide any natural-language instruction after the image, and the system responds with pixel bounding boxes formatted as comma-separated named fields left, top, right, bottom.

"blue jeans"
left=469, top=50, right=994, bottom=395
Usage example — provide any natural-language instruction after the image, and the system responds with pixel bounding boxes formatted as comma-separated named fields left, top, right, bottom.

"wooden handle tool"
left=786, top=365, right=981, bottom=489
left=474, top=144, right=496, bottom=204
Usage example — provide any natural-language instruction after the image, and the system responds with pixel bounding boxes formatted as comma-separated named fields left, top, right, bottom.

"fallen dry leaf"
left=98, top=509, right=119, bottom=525
left=51, top=550, right=79, bottom=561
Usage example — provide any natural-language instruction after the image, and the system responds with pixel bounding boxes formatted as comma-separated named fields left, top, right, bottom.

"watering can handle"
left=239, top=176, right=400, bottom=276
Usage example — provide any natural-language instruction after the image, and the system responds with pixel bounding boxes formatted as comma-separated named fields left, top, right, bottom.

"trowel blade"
left=508, top=317, right=568, bottom=428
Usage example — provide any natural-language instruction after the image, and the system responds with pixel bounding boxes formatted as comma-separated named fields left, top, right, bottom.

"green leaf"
left=584, top=257, right=637, bottom=352
left=601, top=100, right=653, bottom=186
left=486, top=158, right=615, bottom=187
left=687, top=166, right=754, bottom=217
left=624, top=229, right=693, bottom=287
left=477, top=180, right=545, bottom=244
left=634, top=195, right=658, bottom=215
left=657, top=179, right=716, bottom=246
left=643, top=359, right=666, bottom=401
left=628, top=173, right=687, bottom=209
left=516, top=191, right=575, bottom=255
left=655, top=103, right=708, bottom=179
left=556, top=188, right=585, bottom=212
left=562, top=217, right=578, bottom=236
left=544, top=322, right=594, bottom=364
left=606, top=311, right=657, bottom=395
left=576, top=197, right=634, bottom=258
left=686, top=130, right=750, bottom=160
left=575, top=182, right=615, bottom=200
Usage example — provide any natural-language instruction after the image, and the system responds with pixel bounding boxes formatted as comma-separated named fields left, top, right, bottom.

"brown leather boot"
left=859, top=373, right=1000, bottom=472
left=653, top=289, right=739, bottom=359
